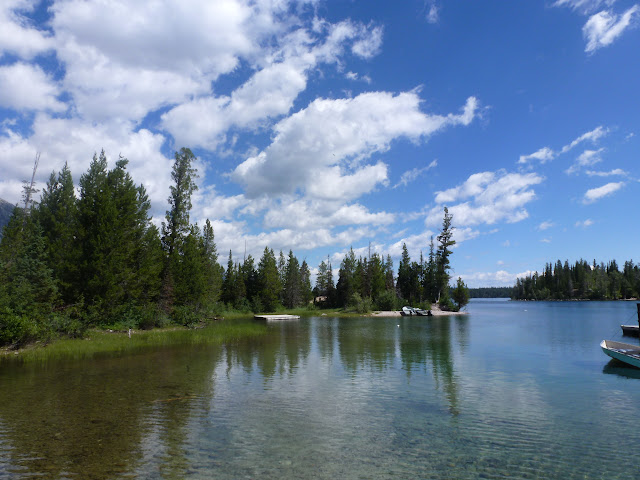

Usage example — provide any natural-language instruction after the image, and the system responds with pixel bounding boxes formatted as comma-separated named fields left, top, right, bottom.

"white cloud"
left=460, top=270, right=532, bottom=288
left=575, top=218, right=595, bottom=227
left=0, top=62, right=65, bottom=112
left=540, top=237, right=552, bottom=243
left=553, top=0, right=616, bottom=14
left=388, top=231, right=436, bottom=258
left=263, top=198, right=395, bottom=230
left=0, top=1, right=53, bottom=58
left=162, top=20, right=382, bottom=149
left=426, top=4, right=439, bottom=24
left=583, top=181, right=624, bottom=203
left=427, top=171, right=543, bottom=228
left=537, top=221, right=554, bottom=231
left=0, top=114, right=170, bottom=209
left=394, top=160, right=437, bottom=188
left=232, top=92, right=478, bottom=199
left=566, top=147, right=605, bottom=174
left=585, top=168, right=627, bottom=176
left=518, top=146, right=555, bottom=165
left=583, top=5, right=640, bottom=53
left=351, top=25, right=383, bottom=59
left=50, top=0, right=345, bottom=124
left=560, top=126, right=608, bottom=154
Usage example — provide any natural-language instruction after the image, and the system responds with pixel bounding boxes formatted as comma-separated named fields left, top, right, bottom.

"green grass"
left=1, top=319, right=267, bottom=364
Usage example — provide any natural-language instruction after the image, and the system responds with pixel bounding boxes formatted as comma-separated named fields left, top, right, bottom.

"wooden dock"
left=254, top=314, right=301, bottom=321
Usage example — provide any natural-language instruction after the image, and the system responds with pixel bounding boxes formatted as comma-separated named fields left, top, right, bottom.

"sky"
left=0, top=0, right=638, bottom=288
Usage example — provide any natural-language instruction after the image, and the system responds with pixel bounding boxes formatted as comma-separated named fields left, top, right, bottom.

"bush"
left=171, top=305, right=201, bottom=328
left=348, top=293, right=372, bottom=314
left=0, top=308, right=40, bottom=346
left=50, top=312, right=87, bottom=339
left=374, top=290, right=398, bottom=311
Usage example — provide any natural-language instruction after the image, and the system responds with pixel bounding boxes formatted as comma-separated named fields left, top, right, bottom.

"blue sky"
left=0, top=0, right=638, bottom=287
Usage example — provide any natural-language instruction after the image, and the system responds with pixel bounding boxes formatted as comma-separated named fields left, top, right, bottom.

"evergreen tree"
left=336, top=248, right=357, bottom=307
left=299, top=260, right=313, bottom=306
left=258, top=247, right=281, bottom=312
left=436, top=207, right=456, bottom=301
left=397, top=243, right=412, bottom=302
left=34, top=163, right=79, bottom=303
left=283, top=250, right=302, bottom=308
left=451, top=277, right=470, bottom=311
left=162, top=148, right=198, bottom=258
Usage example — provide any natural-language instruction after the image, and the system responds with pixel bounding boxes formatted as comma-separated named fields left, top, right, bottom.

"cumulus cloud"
left=583, top=181, right=624, bottom=203
left=583, top=5, right=639, bottom=52
left=162, top=19, right=382, bottom=149
left=0, top=1, right=53, bottom=58
left=460, top=270, right=534, bottom=288
left=0, top=114, right=170, bottom=209
left=426, top=170, right=544, bottom=227
left=0, top=62, right=65, bottom=112
left=232, top=92, right=478, bottom=199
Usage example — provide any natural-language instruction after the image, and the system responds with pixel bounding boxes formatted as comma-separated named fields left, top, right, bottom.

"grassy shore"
left=1, top=319, right=267, bottom=364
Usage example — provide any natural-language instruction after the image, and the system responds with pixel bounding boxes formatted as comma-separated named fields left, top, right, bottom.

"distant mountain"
left=0, top=198, right=16, bottom=239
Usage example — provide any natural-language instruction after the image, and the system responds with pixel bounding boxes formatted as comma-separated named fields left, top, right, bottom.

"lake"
left=1, top=299, right=639, bottom=479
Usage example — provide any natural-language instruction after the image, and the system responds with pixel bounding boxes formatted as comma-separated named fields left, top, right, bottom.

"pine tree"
left=397, top=243, right=412, bottom=301
left=258, top=247, right=281, bottom=312
left=299, top=260, right=313, bottom=306
left=34, top=163, right=79, bottom=304
left=283, top=250, right=302, bottom=308
left=436, top=207, right=456, bottom=301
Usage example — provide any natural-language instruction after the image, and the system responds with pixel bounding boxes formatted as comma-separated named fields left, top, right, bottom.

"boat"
left=621, top=303, right=640, bottom=336
left=621, top=325, right=639, bottom=337
left=401, top=306, right=415, bottom=316
left=415, top=309, right=432, bottom=316
left=600, top=339, right=640, bottom=369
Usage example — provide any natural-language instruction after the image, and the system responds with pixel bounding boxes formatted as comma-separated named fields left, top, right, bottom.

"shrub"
left=0, top=308, right=40, bottom=346
left=374, top=290, right=398, bottom=311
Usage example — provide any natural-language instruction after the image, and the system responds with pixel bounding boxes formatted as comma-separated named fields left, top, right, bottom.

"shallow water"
left=1, top=300, right=639, bottom=479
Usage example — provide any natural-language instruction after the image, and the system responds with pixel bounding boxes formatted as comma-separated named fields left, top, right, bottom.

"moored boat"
left=621, top=303, right=640, bottom=337
left=600, top=339, right=640, bottom=369
left=621, top=325, right=639, bottom=337
left=415, top=309, right=432, bottom=316
left=401, top=306, right=415, bottom=316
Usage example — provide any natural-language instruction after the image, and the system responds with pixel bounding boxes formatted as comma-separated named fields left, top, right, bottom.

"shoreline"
left=370, top=305, right=467, bottom=317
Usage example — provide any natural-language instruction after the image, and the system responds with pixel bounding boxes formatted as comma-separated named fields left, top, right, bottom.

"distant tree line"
left=512, top=259, right=640, bottom=300
left=468, top=287, right=512, bottom=298
left=0, top=149, right=469, bottom=346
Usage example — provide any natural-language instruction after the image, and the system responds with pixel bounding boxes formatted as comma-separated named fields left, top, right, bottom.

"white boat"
left=401, top=306, right=415, bottom=316
left=600, top=339, right=640, bottom=369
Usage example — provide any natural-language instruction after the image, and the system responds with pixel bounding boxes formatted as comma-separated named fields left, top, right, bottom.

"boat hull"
left=621, top=325, right=639, bottom=337
left=601, top=339, right=640, bottom=369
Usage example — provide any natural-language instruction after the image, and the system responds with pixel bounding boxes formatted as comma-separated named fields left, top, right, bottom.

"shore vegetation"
left=0, top=147, right=468, bottom=350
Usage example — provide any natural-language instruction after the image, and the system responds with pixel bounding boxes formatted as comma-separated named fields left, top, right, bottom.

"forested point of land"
left=468, top=287, right=512, bottom=298
left=0, top=149, right=469, bottom=348
left=512, top=259, right=640, bottom=301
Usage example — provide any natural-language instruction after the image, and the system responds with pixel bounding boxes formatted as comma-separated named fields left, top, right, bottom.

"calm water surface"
left=1, top=300, right=640, bottom=479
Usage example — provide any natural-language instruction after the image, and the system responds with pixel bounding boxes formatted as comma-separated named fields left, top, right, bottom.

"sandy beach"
left=370, top=304, right=467, bottom=317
